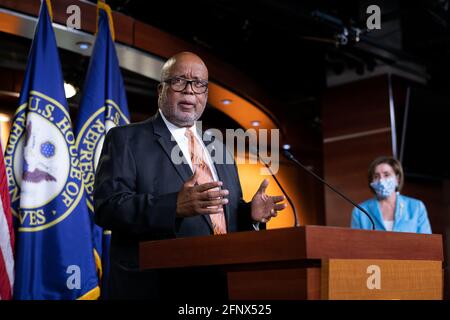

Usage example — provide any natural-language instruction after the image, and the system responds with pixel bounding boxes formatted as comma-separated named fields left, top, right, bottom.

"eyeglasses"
left=163, top=76, right=208, bottom=94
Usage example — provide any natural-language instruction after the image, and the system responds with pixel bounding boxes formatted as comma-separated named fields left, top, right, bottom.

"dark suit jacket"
left=94, top=112, right=255, bottom=300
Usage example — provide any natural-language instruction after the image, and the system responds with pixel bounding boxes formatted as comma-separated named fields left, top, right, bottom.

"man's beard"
left=161, top=102, right=202, bottom=127
left=166, top=107, right=200, bottom=127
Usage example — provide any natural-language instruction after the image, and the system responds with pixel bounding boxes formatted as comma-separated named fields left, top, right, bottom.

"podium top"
left=139, top=225, right=443, bottom=270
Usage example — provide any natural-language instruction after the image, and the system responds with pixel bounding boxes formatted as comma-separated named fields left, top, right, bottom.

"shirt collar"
left=159, top=109, right=197, bottom=139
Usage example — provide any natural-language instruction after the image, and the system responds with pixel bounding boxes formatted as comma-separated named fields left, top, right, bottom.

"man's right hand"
left=176, top=169, right=229, bottom=217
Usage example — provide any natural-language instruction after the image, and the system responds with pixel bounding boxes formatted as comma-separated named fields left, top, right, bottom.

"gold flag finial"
left=96, top=1, right=116, bottom=41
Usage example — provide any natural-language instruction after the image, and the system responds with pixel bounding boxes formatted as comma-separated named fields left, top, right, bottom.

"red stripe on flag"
left=0, top=140, right=14, bottom=300
left=0, top=248, right=12, bottom=300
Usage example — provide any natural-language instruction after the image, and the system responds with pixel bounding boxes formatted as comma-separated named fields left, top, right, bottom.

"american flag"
left=0, top=140, right=14, bottom=300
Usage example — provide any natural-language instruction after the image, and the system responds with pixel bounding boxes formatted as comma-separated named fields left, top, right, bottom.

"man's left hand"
left=251, top=179, right=287, bottom=223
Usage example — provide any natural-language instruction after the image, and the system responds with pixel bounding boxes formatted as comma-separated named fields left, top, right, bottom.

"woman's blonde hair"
left=367, top=156, right=404, bottom=193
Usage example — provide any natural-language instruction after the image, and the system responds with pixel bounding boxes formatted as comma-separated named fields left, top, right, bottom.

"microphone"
left=283, top=149, right=376, bottom=230
left=249, top=146, right=300, bottom=227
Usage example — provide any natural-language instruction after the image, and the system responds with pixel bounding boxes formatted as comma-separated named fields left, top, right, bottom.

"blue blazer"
left=351, top=193, right=432, bottom=234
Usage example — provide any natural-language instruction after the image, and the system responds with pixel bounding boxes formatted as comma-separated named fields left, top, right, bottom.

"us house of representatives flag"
left=74, top=1, right=130, bottom=296
left=3, top=0, right=99, bottom=299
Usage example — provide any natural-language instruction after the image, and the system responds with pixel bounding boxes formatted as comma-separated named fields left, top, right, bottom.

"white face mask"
left=370, top=176, right=398, bottom=199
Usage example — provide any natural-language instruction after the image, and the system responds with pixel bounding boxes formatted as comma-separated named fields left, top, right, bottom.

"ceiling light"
left=64, top=82, right=77, bottom=99
left=221, top=99, right=232, bottom=105
left=282, top=144, right=291, bottom=150
left=76, top=41, right=91, bottom=50
left=251, top=120, right=260, bottom=127
left=0, top=113, right=11, bottom=122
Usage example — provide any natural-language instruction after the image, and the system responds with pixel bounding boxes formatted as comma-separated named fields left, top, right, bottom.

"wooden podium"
left=139, top=226, right=443, bottom=300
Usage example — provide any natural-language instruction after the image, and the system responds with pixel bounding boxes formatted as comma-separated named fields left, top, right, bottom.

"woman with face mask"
left=351, top=156, right=432, bottom=233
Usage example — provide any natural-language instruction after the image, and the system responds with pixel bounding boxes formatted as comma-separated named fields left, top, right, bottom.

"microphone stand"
left=283, top=149, right=375, bottom=230
left=251, top=149, right=300, bottom=227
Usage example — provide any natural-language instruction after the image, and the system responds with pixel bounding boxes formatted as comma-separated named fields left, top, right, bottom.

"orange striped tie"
left=185, top=128, right=227, bottom=234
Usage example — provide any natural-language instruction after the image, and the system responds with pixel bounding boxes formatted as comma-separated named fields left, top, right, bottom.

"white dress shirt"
left=159, top=109, right=219, bottom=181
left=383, top=220, right=394, bottom=231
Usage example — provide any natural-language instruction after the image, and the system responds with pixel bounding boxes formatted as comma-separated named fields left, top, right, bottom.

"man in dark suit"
left=94, top=52, right=286, bottom=299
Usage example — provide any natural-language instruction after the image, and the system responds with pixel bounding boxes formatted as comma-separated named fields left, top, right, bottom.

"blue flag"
left=4, top=0, right=99, bottom=299
left=74, top=2, right=130, bottom=296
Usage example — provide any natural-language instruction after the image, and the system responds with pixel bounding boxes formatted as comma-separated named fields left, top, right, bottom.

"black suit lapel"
left=152, top=113, right=193, bottom=182
left=153, top=113, right=215, bottom=233
left=157, top=136, right=193, bottom=182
